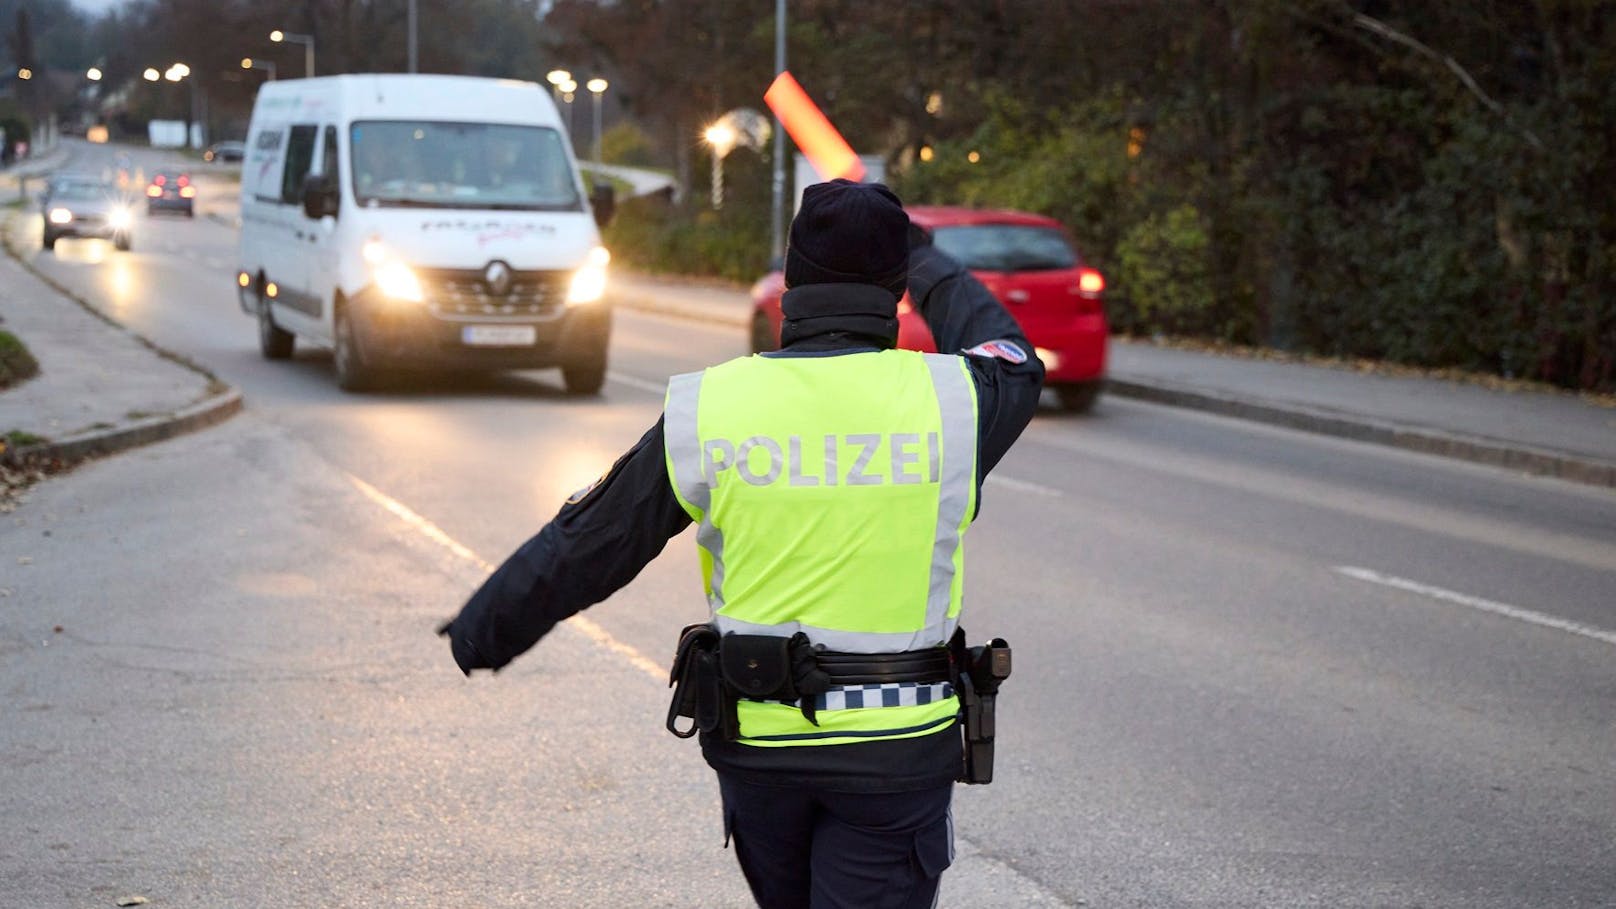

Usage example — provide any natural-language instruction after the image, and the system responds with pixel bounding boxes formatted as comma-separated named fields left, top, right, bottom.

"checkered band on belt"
left=786, top=681, right=956, bottom=712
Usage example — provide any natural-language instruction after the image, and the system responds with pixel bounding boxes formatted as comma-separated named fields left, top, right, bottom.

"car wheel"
left=1054, top=381, right=1102, bottom=414
left=257, top=288, right=295, bottom=360
left=42, top=232, right=56, bottom=251
left=561, top=356, right=607, bottom=395
left=750, top=311, right=777, bottom=354
left=184, top=208, right=194, bottom=219
left=333, top=298, right=380, bottom=392
left=113, top=232, right=131, bottom=252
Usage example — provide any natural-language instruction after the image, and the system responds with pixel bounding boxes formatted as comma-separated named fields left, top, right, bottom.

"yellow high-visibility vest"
left=664, top=349, right=979, bottom=746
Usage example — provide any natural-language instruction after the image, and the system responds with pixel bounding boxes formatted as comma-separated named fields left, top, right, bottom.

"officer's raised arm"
left=907, top=231, right=1046, bottom=480
left=437, top=418, right=692, bottom=674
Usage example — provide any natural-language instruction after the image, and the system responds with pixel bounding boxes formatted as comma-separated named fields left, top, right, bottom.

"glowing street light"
left=17, top=68, right=32, bottom=80
left=143, top=68, right=160, bottom=82
left=545, top=69, right=571, bottom=106
left=703, top=121, right=739, bottom=210
left=242, top=57, right=277, bottom=82
left=86, top=67, right=103, bottom=81
left=269, top=29, right=315, bottom=78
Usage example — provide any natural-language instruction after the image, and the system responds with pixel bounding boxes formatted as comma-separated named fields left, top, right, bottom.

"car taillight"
left=146, top=185, right=163, bottom=197
left=153, top=175, right=166, bottom=186
left=177, top=175, right=189, bottom=187
left=1077, top=267, right=1105, bottom=299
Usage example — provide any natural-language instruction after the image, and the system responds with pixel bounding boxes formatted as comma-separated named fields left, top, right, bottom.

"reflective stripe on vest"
left=664, top=350, right=978, bottom=746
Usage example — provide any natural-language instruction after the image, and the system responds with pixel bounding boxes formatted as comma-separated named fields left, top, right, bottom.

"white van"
left=237, top=74, right=615, bottom=392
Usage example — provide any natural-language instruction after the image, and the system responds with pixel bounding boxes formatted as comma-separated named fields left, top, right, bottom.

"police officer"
left=439, top=179, right=1044, bottom=908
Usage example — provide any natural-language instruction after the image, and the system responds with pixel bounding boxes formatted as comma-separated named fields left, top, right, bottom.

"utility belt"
left=665, top=624, right=1011, bottom=785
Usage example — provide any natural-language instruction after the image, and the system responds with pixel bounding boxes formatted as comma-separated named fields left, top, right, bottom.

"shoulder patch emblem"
left=964, top=339, right=1029, bottom=364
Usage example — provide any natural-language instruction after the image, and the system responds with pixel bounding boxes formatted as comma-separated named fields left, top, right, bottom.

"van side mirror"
left=590, top=182, right=616, bottom=229
left=301, top=174, right=339, bottom=220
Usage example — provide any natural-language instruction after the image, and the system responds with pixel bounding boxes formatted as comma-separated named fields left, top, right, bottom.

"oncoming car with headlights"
left=40, top=176, right=133, bottom=252
left=236, top=74, right=616, bottom=392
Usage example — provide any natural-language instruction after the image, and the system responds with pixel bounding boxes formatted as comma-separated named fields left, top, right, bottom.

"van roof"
left=251, top=74, right=560, bottom=128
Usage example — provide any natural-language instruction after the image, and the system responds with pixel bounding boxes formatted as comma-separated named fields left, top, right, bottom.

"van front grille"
left=418, top=268, right=570, bottom=318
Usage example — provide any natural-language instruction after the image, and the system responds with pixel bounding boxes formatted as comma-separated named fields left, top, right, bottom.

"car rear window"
left=931, top=225, right=1077, bottom=272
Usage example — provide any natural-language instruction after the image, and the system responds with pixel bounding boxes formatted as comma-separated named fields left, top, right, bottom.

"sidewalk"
left=0, top=212, right=240, bottom=468
left=610, top=272, right=1616, bottom=490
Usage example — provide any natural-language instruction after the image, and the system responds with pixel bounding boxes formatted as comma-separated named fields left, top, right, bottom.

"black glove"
left=437, top=618, right=493, bottom=677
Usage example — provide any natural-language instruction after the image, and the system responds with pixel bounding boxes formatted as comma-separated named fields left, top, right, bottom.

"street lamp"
left=703, top=121, right=739, bottom=210
left=585, top=78, right=608, bottom=164
left=17, top=68, right=32, bottom=80
left=242, top=57, right=277, bottom=82
left=86, top=67, right=103, bottom=81
left=545, top=69, right=571, bottom=107
left=160, top=63, right=199, bottom=148
left=143, top=68, right=160, bottom=82
left=269, top=30, right=315, bottom=78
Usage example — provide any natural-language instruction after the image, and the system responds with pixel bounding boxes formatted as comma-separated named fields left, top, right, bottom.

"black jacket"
left=442, top=245, right=1045, bottom=790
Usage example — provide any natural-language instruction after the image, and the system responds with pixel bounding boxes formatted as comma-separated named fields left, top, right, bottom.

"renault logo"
left=483, top=260, right=513, bottom=296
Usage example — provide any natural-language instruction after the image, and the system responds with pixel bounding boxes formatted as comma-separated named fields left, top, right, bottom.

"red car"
left=750, top=205, right=1108, bottom=411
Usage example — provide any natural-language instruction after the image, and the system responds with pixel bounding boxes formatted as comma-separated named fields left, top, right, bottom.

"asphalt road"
left=3, top=140, right=1614, bottom=908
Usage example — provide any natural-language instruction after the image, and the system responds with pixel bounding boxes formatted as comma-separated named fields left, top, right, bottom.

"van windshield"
left=931, top=225, right=1078, bottom=272
left=349, top=121, right=581, bottom=211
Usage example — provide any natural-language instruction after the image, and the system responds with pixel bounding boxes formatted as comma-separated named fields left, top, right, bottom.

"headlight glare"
left=108, top=208, right=132, bottom=229
left=566, top=246, right=611, bottom=305
left=373, top=260, right=423, bottom=302
left=48, top=207, right=73, bottom=225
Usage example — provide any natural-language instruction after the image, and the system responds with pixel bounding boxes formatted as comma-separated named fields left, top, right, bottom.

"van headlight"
left=373, top=259, right=424, bottom=302
left=108, top=207, right=132, bottom=229
left=48, top=207, right=73, bottom=225
left=566, top=246, right=611, bottom=306
left=363, top=240, right=424, bottom=302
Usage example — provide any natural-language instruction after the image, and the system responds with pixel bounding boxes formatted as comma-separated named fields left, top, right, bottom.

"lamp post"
left=407, top=0, right=418, bottom=72
left=545, top=69, right=571, bottom=108
left=163, top=63, right=199, bottom=149
left=703, top=121, right=738, bottom=210
left=585, top=78, right=608, bottom=164
left=241, top=57, right=277, bottom=82
left=269, top=30, right=315, bottom=78
left=558, top=78, right=578, bottom=153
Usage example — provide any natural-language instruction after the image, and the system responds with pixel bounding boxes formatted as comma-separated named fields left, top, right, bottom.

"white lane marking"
left=1335, top=565, right=1616, bottom=647
left=985, top=473, right=1063, bottom=498
left=607, top=370, right=669, bottom=396
left=347, top=473, right=668, bottom=680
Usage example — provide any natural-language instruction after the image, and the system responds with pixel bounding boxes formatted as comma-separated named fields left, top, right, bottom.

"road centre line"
left=1335, top=565, right=1616, bottom=647
left=346, top=473, right=668, bottom=681
left=984, top=473, right=1063, bottom=498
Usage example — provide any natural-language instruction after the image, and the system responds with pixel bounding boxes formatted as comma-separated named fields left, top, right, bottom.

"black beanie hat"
left=784, top=179, right=910, bottom=301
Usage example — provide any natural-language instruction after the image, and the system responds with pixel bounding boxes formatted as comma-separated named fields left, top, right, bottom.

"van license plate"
left=463, top=325, right=537, bottom=347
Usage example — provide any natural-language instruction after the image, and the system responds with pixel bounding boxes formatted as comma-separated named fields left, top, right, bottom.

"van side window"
left=280, top=124, right=318, bottom=205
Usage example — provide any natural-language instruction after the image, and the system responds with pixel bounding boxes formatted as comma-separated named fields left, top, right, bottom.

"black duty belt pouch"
left=719, top=633, right=794, bottom=700
left=666, top=623, right=721, bottom=739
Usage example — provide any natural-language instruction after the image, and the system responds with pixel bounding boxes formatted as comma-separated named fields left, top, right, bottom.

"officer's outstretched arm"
left=438, top=418, right=693, bottom=674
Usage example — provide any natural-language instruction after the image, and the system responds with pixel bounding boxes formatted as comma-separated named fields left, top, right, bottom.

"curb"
left=3, top=390, right=244, bottom=467
left=1105, top=377, right=1616, bottom=490
left=609, top=287, right=1616, bottom=491
left=0, top=207, right=247, bottom=469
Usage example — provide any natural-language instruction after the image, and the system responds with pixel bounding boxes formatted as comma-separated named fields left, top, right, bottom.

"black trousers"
left=717, top=773, right=954, bottom=909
